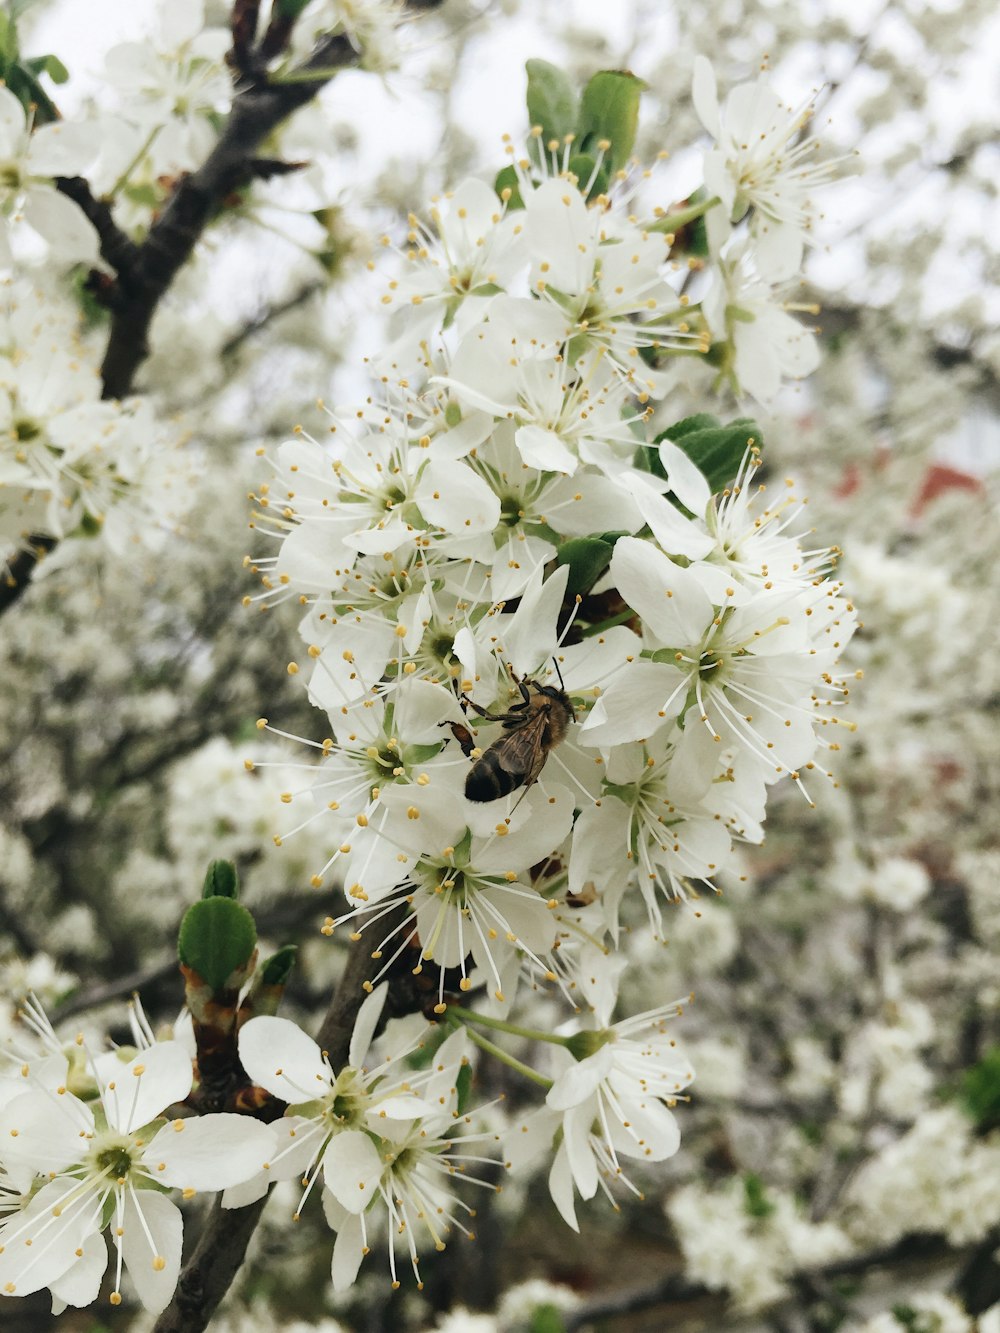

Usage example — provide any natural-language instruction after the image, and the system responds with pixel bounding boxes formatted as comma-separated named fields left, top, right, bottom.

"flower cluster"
left=252, top=60, right=854, bottom=998
left=0, top=1001, right=271, bottom=1313
left=0, top=277, right=196, bottom=565
left=243, top=56, right=855, bottom=1255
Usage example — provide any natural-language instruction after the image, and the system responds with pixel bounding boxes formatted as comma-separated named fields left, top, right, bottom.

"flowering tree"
left=1, top=2, right=998, bottom=1331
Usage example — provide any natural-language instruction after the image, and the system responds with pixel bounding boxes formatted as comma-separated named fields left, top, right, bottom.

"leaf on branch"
left=654, top=414, right=764, bottom=494
left=179, top=897, right=257, bottom=991
left=576, top=69, right=645, bottom=174
left=526, top=58, right=578, bottom=144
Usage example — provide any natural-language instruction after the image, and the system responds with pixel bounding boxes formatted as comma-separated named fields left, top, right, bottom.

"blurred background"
left=2, top=0, right=999, bottom=1328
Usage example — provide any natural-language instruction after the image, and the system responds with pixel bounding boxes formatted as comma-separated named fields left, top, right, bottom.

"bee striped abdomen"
left=461, top=680, right=575, bottom=804
left=464, top=746, right=522, bottom=801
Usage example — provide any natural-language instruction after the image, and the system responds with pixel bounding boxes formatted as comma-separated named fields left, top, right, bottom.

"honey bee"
left=462, top=674, right=575, bottom=803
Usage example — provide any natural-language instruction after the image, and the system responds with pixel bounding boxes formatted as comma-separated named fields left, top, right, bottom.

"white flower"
left=0, top=89, right=98, bottom=267
left=236, top=999, right=496, bottom=1290
left=0, top=1041, right=272, bottom=1310
left=386, top=177, right=523, bottom=325
left=505, top=1003, right=692, bottom=1231
left=581, top=536, right=855, bottom=790
left=692, top=56, right=844, bottom=270
left=859, top=1293, right=973, bottom=1333
left=702, top=238, right=820, bottom=403
left=523, top=178, right=698, bottom=376
left=104, top=0, right=230, bottom=173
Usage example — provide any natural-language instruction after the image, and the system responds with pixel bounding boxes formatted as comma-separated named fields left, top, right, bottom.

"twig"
left=53, top=175, right=141, bottom=283
left=563, top=1236, right=963, bottom=1331
left=0, top=536, right=56, bottom=617
left=99, top=29, right=358, bottom=401
left=220, top=279, right=324, bottom=358
left=151, top=1195, right=270, bottom=1333
left=151, top=930, right=379, bottom=1333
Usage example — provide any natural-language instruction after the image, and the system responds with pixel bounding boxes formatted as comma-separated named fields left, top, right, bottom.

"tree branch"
left=150, top=929, right=379, bottom=1333
left=99, top=29, right=357, bottom=401
left=0, top=536, right=56, bottom=617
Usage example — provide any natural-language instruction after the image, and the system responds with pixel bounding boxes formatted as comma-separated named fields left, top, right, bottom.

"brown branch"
left=151, top=1195, right=270, bottom=1333
left=229, top=0, right=262, bottom=76
left=53, top=175, right=140, bottom=283
left=99, top=30, right=357, bottom=401
left=0, top=535, right=56, bottom=617
left=150, top=929, right=390, bottom=1332
left=563, top=1235, right=966, bottom=1331
left=220, top=278, right=324, bottom=358
left=2, top=30, right=361, bottom=615
left=315, top=918, right=401, bottom=1064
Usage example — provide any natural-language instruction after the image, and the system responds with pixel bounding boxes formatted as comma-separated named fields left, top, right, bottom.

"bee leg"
left=440, top=720, right=476, bottom=757
left=462, top=695, right=506, bottom=723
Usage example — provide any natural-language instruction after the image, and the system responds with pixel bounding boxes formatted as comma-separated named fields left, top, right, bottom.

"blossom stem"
left=579, top=609, right=637, bottom=638
left=446, top=1005, right=568, bottom=1047
left=447, top=1014, right=553, bottom=1089
left=649, top=195, right=722, bottom=234
left=109, top=125, right=164, bottom=198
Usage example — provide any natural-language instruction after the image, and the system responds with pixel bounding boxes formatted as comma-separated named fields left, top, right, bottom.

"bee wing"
left=493, top=710, right=548, bottom=779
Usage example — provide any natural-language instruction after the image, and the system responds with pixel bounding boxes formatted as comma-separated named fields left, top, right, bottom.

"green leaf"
left=576, top=70, right=644, bottom=174
left=455, top=1059, right=473, bottom=1115
left=556, top=534, right=625, bottom=599
left=529, top=1304, right=568, bottom=1333
left=0, top=12, right=18, bottom=65
left=565, top=152, right=608, bottom=200
left=494, top=164, right=524, bottom=210
left=525, top=58, right=578, bottom=144
left=655, top=416, right=764, bottom=494
left=260, top=945, right=297, bottom=987
left=743, top=1172, right=775, bottom=1219
left=178, top=898, right=257, bottom=990
left=663, top=413, right=721, bottom=438
left=276, top=0, right=314, bottom=17
left=25, top=53, right=69, bottom=84
left=3, top=62, right=59, bottom=123
left=202, top=860, right=240, bottom=900
left=962, top=1048, right=1000, bottom=1130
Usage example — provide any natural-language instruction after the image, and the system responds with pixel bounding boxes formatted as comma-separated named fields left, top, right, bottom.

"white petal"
left=48, top=1231, right=108, bottom=1309
left=620, top=476, right=714, bottom=561
left=0, top=86, right=26, bottom=141
left=322, top=1129, right=384, bottom=1214
left=143, top=1114, right=274, bottom=1191
left=691, top=56, right=721, bottom=140
left=330, top=1211, right=366, bottom=1291
left=367, top=1093, right=436, bottom=1122
left=103, top=1042, right=192, bottom=1133
left=121, top=1190, right=183, bottom=1313
left=610, top=537, right=713, bottom=645
left=547, top=1046, right=614, bottom=1112
left=579, top=661, right=687, bottom=746
left=238, top=1016, right=331, bottom=1103
left=547, top=1139, right=580, bottom=1231
left=499, top=562, right=569, bottom=678
left=503, top=1107, right=559, bottom=1172
left=475, top=782, right=574, bottom=872
left=526, top=177, right=596, bottom=295
left=0, top=1090, right=94, bottom=1172
left=416, top=458, right=500, bottom=535
left=514, top=423, right=577, bottom=473
left=563, top=1102, right=600, bottom=1200
left=26, top=122, right=98, bottom=176
left=0, top=1177, right=97, bottom=1297
left=22, top=186, right=99, bottom=263
left=349, top=983, right=388, bottom=1068
left=657, top=440, right=712, bottom=518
